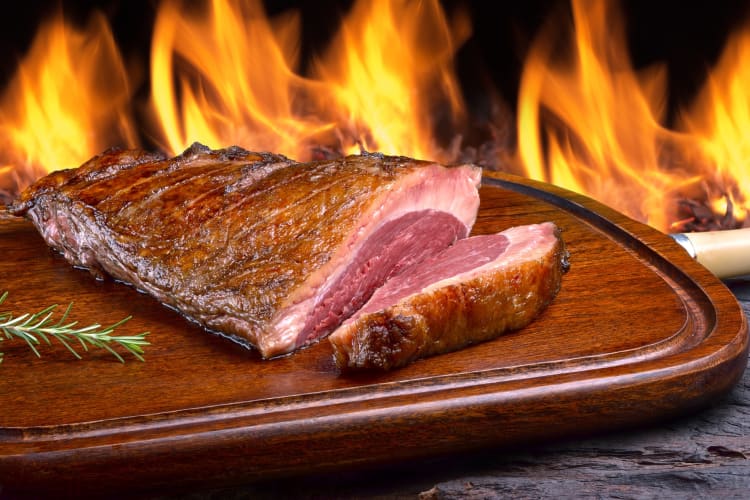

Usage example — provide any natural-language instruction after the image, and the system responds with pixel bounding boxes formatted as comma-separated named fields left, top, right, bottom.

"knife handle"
left=671, top=228, right=750, bottom=279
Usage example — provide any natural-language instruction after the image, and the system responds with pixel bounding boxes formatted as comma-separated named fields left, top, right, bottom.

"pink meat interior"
left=300, top=209, right=468, bottom=344
left=347, top=233, right=510, bottom=323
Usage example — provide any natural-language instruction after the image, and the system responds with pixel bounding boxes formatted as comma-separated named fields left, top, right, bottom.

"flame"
left=150, top=0, right=331, bottom=159
left=516, top=0, right=702, bottom=231
left=516, top=0, right=750, bottom=231
left=149, top=0, right=468, bottom=161
left=0, top=10, right=137, bottom=197
left=678, top=28, right=750, bottom=225
left=310, top=0, right=470, bottom=159
left=1, top=0, right=749, bottom=233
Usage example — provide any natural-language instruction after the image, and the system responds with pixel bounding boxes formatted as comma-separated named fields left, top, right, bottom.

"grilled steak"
left=329, top=222, right=567, bottom=370
left=10, top=143, right=482, bottom=358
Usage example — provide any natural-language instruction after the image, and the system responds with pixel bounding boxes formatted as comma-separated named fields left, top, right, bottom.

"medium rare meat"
left=9, top=143, right=481, bottom=358
left=329, top=222, right=567, bottom=370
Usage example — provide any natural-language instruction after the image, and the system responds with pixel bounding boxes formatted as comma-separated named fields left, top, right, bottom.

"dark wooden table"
left=135, top=281, right=750, bottom=499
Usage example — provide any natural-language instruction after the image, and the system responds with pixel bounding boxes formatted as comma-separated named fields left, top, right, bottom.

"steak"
left=9, top=143, right=482, bottom=358
left=329, top=222, right=567, bottom=370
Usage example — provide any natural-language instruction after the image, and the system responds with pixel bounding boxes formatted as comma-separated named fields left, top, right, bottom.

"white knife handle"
left=671, top=228, right=750, bottom=279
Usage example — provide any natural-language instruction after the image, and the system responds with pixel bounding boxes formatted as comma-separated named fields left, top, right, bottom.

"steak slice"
left=10, top=143, right=481, bottom=358
left=329, top=222, right=567, bottom=371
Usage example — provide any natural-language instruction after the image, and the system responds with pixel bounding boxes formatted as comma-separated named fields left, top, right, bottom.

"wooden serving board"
left=0, top=172, right=747, bottom=495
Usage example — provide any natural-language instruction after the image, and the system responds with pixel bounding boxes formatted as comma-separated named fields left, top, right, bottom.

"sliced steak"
left=9, top=143, right=481, bottom=358
left=329, top=222, right=567, bottom=371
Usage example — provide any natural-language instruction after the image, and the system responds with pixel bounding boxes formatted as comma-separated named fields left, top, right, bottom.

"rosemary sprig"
left=0, top=291, right=149, bottom=364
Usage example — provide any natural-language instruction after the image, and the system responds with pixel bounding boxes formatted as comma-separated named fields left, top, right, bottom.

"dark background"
left=2, top=0, right=750, bottom=126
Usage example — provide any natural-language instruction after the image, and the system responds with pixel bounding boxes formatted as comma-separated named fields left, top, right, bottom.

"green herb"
left=0, top=291, right=149, bottom=364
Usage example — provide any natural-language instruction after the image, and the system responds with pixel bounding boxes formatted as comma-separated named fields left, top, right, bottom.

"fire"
left=516, top=0, right=749, bottom=232
left=0, top=0, right=466, bottom=199
left=0, top=0, right=749, bottom=233
left=516, top=0, right=696, bottom=231
left=150, top=0, right=330, bottom=159
left=0, top=10, right=137, bottom=199
left=149, top=0, right=467, bottom=161
left=309, top=0, right=470, bottom=160
left=678, top=28, right=750, bottom=227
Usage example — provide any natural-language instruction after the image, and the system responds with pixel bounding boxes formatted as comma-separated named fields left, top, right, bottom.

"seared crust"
left=9, top=144, right=296, bottom=350
left=330, top=225, right=567, bottom=371
left=10, top=144, right=481, bottom=358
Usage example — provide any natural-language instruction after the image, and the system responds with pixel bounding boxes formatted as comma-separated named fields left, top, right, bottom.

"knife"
left=670, top=227, right=750, bottom=279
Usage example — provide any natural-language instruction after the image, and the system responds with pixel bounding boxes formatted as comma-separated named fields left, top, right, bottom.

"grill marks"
left=189, top=157, right=410, bottom=309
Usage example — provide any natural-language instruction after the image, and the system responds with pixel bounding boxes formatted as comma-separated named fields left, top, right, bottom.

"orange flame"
left=310, top=0, right=470, bottom=159
left=678, top=28, right=750, bottom=225
left=149, top=0, right=331, bottom=159
left=0, top=10, right=137, bottom=197
left=516, top=0, right=749, bottom=231
left=149, top=0, right=468, bottom=161
left=1, top=0, right=749, bottom=233
left=516, top=0, right=699, bottom=231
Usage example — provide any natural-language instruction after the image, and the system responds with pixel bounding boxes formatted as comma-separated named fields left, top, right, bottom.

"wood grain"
left=0, top=171, right=746, bottom=495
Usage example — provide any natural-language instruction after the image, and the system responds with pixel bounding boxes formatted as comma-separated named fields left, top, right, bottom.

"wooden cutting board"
left=0, top=171, right=747, bottom=495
